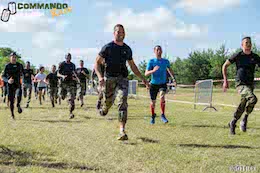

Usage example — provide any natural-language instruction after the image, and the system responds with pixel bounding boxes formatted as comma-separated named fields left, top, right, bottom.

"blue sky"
left=0, top=0, right=260, bottom=70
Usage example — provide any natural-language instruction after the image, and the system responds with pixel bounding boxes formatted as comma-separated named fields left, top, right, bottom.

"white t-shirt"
left=35, top=73, right=47, bottom=88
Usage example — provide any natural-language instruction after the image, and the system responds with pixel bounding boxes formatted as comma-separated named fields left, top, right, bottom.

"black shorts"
left=38, top=87, right=46, bottom=91
left=149, top=83, right=167, bottom=100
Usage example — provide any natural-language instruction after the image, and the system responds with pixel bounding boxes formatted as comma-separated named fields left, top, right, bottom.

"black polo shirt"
left=76, top=67, right=89, bottom=83
left=2, top=62, right=23, bottom=86
left=46, top=72, right=58, bottom=87
left=23, top=69, right=34, bottom=84
left=99, top=41, right=132, bottom=78
left=229, top=51, right=260, bottom=86
left=58, top=61, right=76, bottom=82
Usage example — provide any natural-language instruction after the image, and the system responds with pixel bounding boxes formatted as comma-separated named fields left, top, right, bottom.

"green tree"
left=209, top=45, right=229, bottom=80
left=0, top=47, right=25, bottom=73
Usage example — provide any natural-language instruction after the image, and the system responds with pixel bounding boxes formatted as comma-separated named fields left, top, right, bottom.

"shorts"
left=38, top=87, right=46, bottom=91
left=149, top=83, right=167, bottom=100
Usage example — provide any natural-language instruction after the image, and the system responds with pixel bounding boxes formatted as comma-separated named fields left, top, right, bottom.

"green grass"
left=0, top=88, right=260, bottom=173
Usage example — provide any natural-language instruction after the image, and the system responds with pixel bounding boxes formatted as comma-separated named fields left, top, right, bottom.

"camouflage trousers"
left=97, top=85, right=104, bottom=101
left=77, top=82, right=86, bottom=100
left=234, top=85, right=258, bottom=120
left=23, top=83, right=32, bottom=104
left=102, top=76, right=129, bottom=123
left=48, top=86, right=58, bottom=103
left=59, top=82, right=77, bottom=112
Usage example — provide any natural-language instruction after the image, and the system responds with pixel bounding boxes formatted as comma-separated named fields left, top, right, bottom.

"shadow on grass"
left=177, top=144, right=259, bottom=149
left=182, top=124, right=260, bottom=130
left=181, top=124, right=226, bottom=129
left=30, top=119, right=84, bottom=123
left=18, top=119, right=85, bottom=124
left=137, top=137, right=160, bottom=144
left=0, top=145, right=101, bottom=171
left=121, top=142, right=138, bottom=145
left=25, top=106, right=68, bottom=110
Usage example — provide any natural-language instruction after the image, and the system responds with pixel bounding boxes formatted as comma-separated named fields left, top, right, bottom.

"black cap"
left=10, top=52, right=17, bottom=56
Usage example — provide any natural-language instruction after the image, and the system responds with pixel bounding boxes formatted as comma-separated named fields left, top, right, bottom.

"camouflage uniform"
left=58, top=61, right=77, bottom=115
left=22, top=68, right=33, bottom=106
left=234, top=85, right=257, bottom=120
left=228, top=50, right=260, bottom=134
left=103, top=76, right=129, bottom=122
left=76, top=67, right=89, bottom=104
left=46, top=71, right=58, bottom=107
left=98, top=41, right=133, bottom=124
left=77, top=81, right=86, bottom=98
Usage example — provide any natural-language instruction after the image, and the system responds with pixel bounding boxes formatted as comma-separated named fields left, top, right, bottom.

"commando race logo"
left=1, top=2, right=72, bottom=22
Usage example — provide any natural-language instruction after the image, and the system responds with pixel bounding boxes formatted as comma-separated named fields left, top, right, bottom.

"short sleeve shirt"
left=147, top=58, right=170, bottom=85
left=228, top=51, right=260, bottom=86
left=23, top=69, right=34, bottom=84
left=99, top=41, right=132, bottom=78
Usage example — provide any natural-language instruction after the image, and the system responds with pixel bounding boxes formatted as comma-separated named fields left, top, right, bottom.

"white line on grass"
left=138, top=95, right=260, bottom=111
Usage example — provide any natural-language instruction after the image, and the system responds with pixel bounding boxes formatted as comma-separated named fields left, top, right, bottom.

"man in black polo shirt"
left=46, top=65, right=58, bottom=107
left=2, top=52, right=23, bottom=119
left=222, top=36, right=260, bottom=135
left=94, top=24, right=149, bottom=140
left=22, top=61, right=34, bottom=108
left=76, top=60, right=89, bottom=107
left=57, top=53, right=77, bottom=119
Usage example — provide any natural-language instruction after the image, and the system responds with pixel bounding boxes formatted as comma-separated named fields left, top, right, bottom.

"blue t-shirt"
left=146, top=58, right=170, bottom=85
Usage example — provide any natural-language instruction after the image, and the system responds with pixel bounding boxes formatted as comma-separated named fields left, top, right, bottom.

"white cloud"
left=174, top=0, right=241, bottom=14
left=104, top=7, right=207, bottom=39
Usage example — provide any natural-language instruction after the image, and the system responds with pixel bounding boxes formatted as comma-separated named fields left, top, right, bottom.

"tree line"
left=130, top=44, right=260, bottom=85
left=2, top=45, right=260, bottom=85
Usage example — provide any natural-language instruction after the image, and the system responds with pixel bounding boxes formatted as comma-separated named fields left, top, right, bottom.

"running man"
left=33, top=69, right=39, bottom=100
left=22, top=61, right=34, bottom=108
left=94, top=24, right=149, bottom=140
left=57, top=53, right=77, bottom=119
left=34, top=66, right=47, bottom=105
left=1, top=52, right=23, bottom=119
left=46, top=65, right=58, bottom=107
left=0, top=74, right=4, bottom=101
left=145, top=45, right=175, bottom=124
left=76, top=60, right=89, bottom=107
left=222, top=36, right=260, bottom=135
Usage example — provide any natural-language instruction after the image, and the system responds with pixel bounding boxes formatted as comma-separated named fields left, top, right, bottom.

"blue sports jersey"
left=146, top=58, right=170, bottom=85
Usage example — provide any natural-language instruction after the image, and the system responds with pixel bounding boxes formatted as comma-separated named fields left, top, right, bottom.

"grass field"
left=0, top=88, right=260, bottom=173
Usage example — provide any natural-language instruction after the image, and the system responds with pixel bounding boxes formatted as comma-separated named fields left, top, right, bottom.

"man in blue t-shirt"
left=145, top=45, right=175, bottom=124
